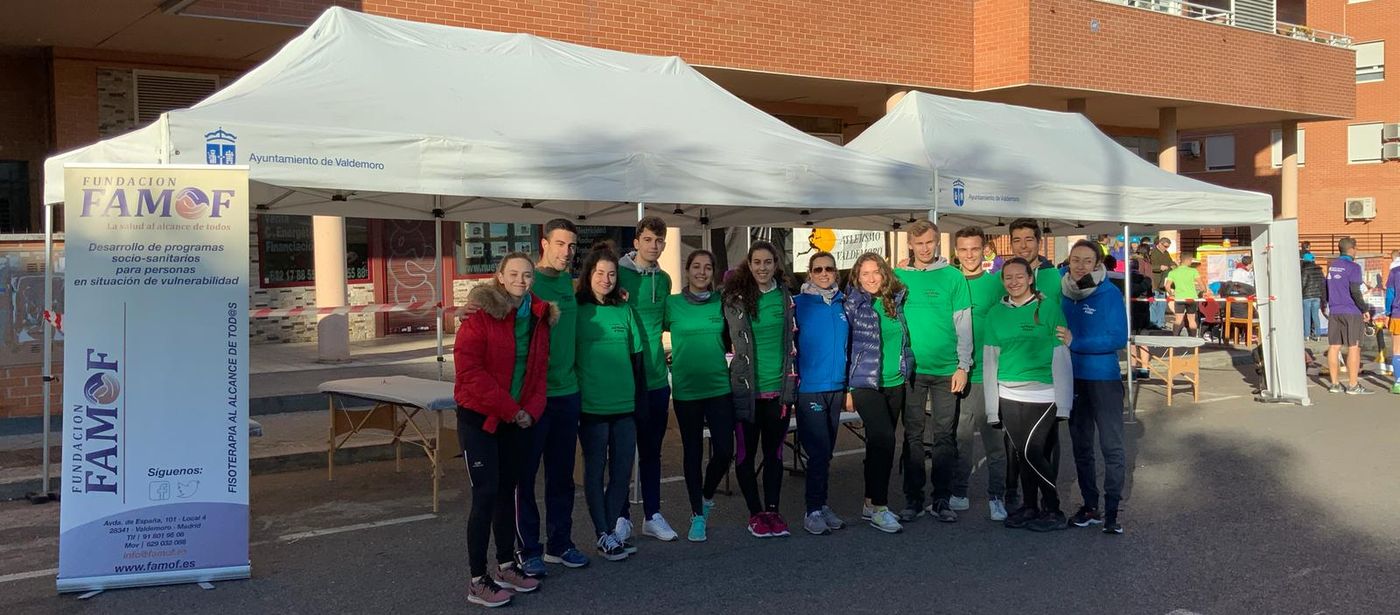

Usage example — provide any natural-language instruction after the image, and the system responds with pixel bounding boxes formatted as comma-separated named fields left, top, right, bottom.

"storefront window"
left=455, top=223, right=633, bottom=277
left=257, top=215, right=370, bottom=287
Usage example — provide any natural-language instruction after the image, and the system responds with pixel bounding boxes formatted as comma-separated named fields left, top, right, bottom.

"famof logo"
left=952, top=179, right=966, bottom=208
left=174, top=187, right=212, bottom=219
left=83, top=372, right=121, bottom=406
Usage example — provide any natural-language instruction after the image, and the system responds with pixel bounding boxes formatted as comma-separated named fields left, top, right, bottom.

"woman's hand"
left=1055, top=326, right=1073, bottom=346
left=514, top=410, right=534, bottom=429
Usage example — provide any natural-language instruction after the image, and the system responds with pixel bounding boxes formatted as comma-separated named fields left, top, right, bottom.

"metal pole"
left=930, top=169, right=940, bottom=224
left=700, top=208, right=712, bottom=252
left=39, top=201, right=55, bottom=500
left=433, top=198, right=445, bottom=382
left=636, top=202, right=645, bottom=222
left=1124, top=224, right=1136, bottom=422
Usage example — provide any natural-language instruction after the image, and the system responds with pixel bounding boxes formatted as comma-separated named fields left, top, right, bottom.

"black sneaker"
left=898, top=506, right=925, bottom=523
left=1003, top=505, right=1038, bottom=529
left=1070, top=505, right=1103, bottom=527
left=1102, top=511, right=1123, bottom=535
left=1027, top=509, right=1069, bottom=532
left=926, top=499, right=958, bottom=523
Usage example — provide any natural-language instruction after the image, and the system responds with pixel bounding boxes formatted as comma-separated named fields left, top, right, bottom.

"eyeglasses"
left=810, top=266, right=837, bottom=273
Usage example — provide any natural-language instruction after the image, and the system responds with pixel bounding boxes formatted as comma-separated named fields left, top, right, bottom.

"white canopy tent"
left=846, top=91, right=1307, bottom=406
left=43, top=7, right=933, bottom=228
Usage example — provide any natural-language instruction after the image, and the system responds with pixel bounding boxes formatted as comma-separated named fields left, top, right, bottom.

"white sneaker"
left=869, top=507, right=904, bottom=534
left=949, top=496, right=971, bottom=511
left=642, top=513, right=678, bottom=541
left=988, top=497, right=1008, bottom=522
left=614, top=517, right=633, bottom=544
left=861, top=503, right=875, bottom=520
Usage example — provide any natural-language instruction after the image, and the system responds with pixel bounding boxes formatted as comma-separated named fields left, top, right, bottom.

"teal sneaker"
left=687, top=515, right=707, bottom=543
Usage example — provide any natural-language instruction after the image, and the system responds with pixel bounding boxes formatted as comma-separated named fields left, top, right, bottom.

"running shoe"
left=926, top=499, right=958, bottom=523
left=869, top=507, right=904, bottom=534
left=1102, top=511, right=1124, bottom=535
left=1071, top=505, right=1104, bottom=527
left=1391, top=383, right=1400, bottom=395
left=1027, top=509, right=1069, bottom=532
left=1328, top=383, right=1345, bottom=394
left=595, top=533, right=628, bottom=562
left=766, top=512, right=792, bottom=537
left=820, top=505, right=846, bottom=531
left=988, top=497, right=1008, bottom=522
left=643, top=513, right=679, bottom=541
left=621, top=539, right=638, bottom=555
left=493, top=563, right=540, bottom=593
left=467, top=577, right=512, bottom=608
left=614, top=517, right=633, bottom=544
left=948, top=495, right=971, bottom=511
left=748, top=513, right=773, bottom=538
left=804, top=511, right=830, bottom=536
left=542, top=548, right=590, bottom=568
left=898, top=506, right=925, bottom=523
left=861, top=502, right=876, bottom=520
left=1003, top=505, right=1038, bottom=529
left=518, top=555, right=547, bottom=578
left=1347, top=384, right=1375, bottom=395
left=688, top=514, right=708, bottom=543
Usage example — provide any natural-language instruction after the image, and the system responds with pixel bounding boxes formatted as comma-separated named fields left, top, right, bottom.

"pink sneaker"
left=766, top=512, right=791, bottom=537
left=468, top=577, right=512, bottom=608
left=747, top=513, right=773, bottom=538
left=493, top=564, right=540, bottom=593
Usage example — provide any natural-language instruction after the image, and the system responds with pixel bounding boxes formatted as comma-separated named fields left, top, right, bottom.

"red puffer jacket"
left=454, top=284, right=559, bottom=433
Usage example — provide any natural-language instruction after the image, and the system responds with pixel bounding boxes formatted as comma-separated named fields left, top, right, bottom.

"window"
left=0, top=161, right=29, bottom=233
left=1348, top=123, right=1384, bottom=163
left=134, top=70, right=220, bottom=123
left=257, top=215, right=371, bottom=286
left=1204, top=134, right=1235, bottom=171
left=1112, top=136, right=1161, bottom=163
left=1270, top=129, right=1306, bottom=167
left=456, top=223, right=539, bottom=277
left=1354, top=41, right=1384, bottom=83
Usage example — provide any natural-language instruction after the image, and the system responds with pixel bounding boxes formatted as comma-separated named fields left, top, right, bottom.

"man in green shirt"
left=895, top=219, right=972, bottom=523
left=1007, top=218, right=1063, bottom=308
left=516, top=219, right=591, bottom=573
left=950, top=226, right=1010, bottom=522
left=1164, top=258, right=1206, bottom=337
left=616, top=216, right=678, bottom=542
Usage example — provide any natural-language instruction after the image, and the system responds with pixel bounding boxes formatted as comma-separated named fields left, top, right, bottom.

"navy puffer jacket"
left=844, top=285, right=914, bottom=390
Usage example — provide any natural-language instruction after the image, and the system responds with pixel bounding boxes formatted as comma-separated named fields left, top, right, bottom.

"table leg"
left=1166, top=348, right=1175, bottom=406
left=327, top=396, right=336, bottom=481
left=1193, top=348, right=1201, bottom=401
left=432, top=412, right=442, bottom=513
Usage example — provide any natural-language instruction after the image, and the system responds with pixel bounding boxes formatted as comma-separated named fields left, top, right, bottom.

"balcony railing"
left=1097, top=0, right=1353, bottom=47
left=1276, top=22, right=1353, bottom=48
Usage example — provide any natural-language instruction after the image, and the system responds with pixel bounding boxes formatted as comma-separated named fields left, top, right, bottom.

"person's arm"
left=520, top=314, right=552, bottom=422
left=982, top=345, right=1001, bottom=427
left=1052, top=345, right=1073, bottom=418
left=1349, top=267, right=1368, bottom=315
left=953, top=307, right=973, bottom=372
left=453, top=315, right=520, bottom=427
left=1386, top=271, right=1398, bottom=316
left=1069, top=293, right=1128, bottom=354
left=1163, top=275, right=1176, bottom=298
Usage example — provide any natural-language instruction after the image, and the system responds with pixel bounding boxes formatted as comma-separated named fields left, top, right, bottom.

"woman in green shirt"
left=844, top=252, right=914, bottom=534
left=574, top=248, right=646, bottom=561
left=665, top=249, right=733, bottom=543
left=722, top=241, right=797, bottom=538
left=982, top=257, right=1075, bottom=533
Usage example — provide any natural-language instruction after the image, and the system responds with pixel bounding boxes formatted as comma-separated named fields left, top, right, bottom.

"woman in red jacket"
left=454, top=251, right=558, bottom=608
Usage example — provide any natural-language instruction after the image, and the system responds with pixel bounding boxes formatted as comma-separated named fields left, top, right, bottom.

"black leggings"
left=851, top=386, right=904, bottom=507
left=674, top=394, right=736, bottom=516
left=734, top=397, right=786, bottom=515
left=999, top=398, right=1061, bottom=513
left=457, top=408, right=525, bottom=578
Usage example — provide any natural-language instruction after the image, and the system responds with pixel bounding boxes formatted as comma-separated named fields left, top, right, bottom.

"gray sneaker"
left=898, top=506, right=925, bottom=523
left=804, top=511, right=830, bottom=536
left=1328, top=383, right=1345, bottom=393
left=988, top=497, right=1008, bottom=522
left=926, top=500, right=958, bottom=523
left=948, top=496, right=971, bottom=511
left=1347, top=384, right=1375, bottom=395
left=869, top=508, right=904, bottom=534
left=819, top=505, right=846, bottom=531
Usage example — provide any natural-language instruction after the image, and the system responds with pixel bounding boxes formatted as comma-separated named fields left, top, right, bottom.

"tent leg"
left=701, top=208, right=711, bottom=252
left=36, top=201, right=56, bottom=502
left=434, top=200, right=445, bottom=382
left=1124, top=224, right=1137, bottom=423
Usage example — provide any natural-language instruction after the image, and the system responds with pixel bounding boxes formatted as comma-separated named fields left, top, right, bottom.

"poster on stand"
left=57, top=164, right=250, bottom=593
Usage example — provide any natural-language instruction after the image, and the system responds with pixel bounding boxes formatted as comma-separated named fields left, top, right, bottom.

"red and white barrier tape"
left=249, top=301, right=462, bottom=318
left=1130, top=296, right=1273, bottom=303
left=43, top=310, right=62, bottom=332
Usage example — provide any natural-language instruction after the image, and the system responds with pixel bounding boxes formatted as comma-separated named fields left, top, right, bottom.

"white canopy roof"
left=45, top=7, right=932, bottom=228
left=844, top=91, right=1274, bottom=233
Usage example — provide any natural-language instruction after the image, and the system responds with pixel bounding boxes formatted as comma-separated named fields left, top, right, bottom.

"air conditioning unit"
left=1385, top=142, right=1400, bottom=161
left=1383, top=123, right=1400, bottom=141
left=1180, top=141, right=1201, bottom=158
left=1345, top=197, right=1376, bottom=221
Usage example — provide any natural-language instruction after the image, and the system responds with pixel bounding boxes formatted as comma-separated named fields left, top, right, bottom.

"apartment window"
left=1204, top=135, right=1235, bottom=171
left=1354, top=41, right=1384, bottom=83
left=1347, top=123, right=1384, bottom=163
left=0, top=161, right=29, bottom=233
left=1270, top=129, right=1306, bottom=167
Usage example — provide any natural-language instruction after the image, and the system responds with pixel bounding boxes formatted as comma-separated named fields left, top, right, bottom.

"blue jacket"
left=794, top=287, right=849, bottom=393
left=844, top=286, right=914, bottom=390
left=1062, top=280, right=1128, bottom=381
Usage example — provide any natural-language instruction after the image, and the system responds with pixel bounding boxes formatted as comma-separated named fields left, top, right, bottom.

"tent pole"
left=37, top=201, right=55, bottom=501
left=930, top=169, right=939, bottom=224
left=434, top=199, right=445, bottom=382
left=1124, top=224, right=1136, bottom=423
left=701, top=208, right=711, bottom=252
left=636, top=202, right=645, bottom=222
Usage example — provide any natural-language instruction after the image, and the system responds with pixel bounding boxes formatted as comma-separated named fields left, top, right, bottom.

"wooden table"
left=1132, top=335, right=1205, bottom=406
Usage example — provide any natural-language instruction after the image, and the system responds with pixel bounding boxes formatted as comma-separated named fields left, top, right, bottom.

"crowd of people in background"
left=449, top=215, right=1395, bottom=608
